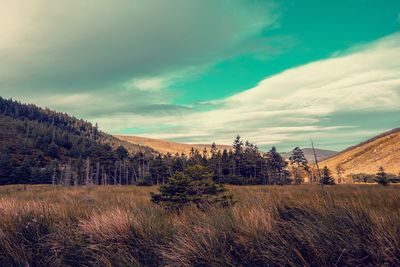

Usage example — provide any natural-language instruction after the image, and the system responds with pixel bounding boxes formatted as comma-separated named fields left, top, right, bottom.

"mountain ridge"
left=115, top=135, right=232, bottom=155
left=281, top=148, right=338, bottom=163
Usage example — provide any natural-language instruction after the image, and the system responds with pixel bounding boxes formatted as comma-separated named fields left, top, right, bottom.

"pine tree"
left=321, top=166, right=335, bottom=185
left=15, top=159, right=32, bottom=184
left=116, top=145, right=128, bottom=160
left=151, top=165, right=236, bottom=212
left=151, top=154, right=169, bottom=184
left=232, top=135, right=243, bottom=175
left=266, top=146, right=287, bottom=185
left=376, top=166, right=389, bottom=186
left=289, top=147, right=308, bottom=184
left=210, top=142, right=218, bottom=156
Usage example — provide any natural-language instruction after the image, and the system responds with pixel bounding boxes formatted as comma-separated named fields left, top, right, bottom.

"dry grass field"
left=0, top=185, right=399, bottom=266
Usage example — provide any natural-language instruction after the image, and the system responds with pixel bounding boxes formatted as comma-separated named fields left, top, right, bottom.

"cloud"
left=106, top=33, right=400, bottom=150
left=0, top=0, right=281, bottom=131
left=0, top=0, right=277, bottom=93
left=126, top=77, right=167, bottom=91
left=2, top=1, right=399, bottom=151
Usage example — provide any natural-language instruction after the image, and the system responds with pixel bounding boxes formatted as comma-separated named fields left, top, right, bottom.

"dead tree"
left=85, top=158, right=91, bottom=186
left=95, top=162, right=100, bottom=185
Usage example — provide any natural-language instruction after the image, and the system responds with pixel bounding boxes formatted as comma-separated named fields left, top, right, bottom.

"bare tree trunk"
left=65, top=162, right=72, bottom=186
left=74, top=169, right=78, bottom=186
left=96, top=162, right=100, bottom=185
left=123, top=161, right=126, bottom=184
left=132, top=167, right=138, bottom=184
left=126, top=167, right=129, bottom=185
left=119, top=161, right=122, bottom=185
left=101, top=165, right=104, bottom=186
left=114, top=161, right=118, bottom=185
left=52, top=166, right=57, bottom=186
left=85, top=158, right=90, bottom=186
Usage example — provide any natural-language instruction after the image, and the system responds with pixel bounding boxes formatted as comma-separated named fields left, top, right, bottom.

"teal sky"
left=1, top=0, right=400, bottom=151
left=172, top=0, right=400, bottom=104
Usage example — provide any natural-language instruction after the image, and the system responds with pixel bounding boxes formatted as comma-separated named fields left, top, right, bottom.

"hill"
left=320, top=128, right=400, bottom=181
left=0, top=97, right=154, bottom=184
left=115, top=135, right=232, bottom=155
left=281, top=148, right=338, bottom=163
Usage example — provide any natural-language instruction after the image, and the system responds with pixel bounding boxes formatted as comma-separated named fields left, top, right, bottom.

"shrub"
left=135, top=176, right=153, bottom=186
left=150, top=165, right=236, bottom=211
left=349, top=173, right=377, bottom=183
left=376, top=166, right=389, bottom=186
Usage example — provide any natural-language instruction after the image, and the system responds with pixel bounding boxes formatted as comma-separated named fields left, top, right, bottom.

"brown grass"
left=0, top=185, right=399, bottom=266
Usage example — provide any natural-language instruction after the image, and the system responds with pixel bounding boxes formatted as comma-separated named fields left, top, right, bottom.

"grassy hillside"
left=320, top=128, right=400, bottom=179
left=115, top=135, right=231, bottom=155
left=0, top=185, right=399, bottom=266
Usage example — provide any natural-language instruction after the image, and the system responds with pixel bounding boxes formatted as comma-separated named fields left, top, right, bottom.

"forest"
left=0, top=97, right=320, bottom=185
left=1, top=97, right=398, bottom=186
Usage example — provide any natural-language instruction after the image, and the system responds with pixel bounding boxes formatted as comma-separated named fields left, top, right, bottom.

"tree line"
left=1, top=131, right=321, bottom=186
left=3, top=96, right=396, bottom=186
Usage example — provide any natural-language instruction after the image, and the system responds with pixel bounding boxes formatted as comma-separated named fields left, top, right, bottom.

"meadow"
left=0, top=185, right=399, bottom=267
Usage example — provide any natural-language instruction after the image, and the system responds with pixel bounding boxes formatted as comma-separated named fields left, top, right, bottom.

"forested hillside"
left=0, top=97, right=347, bottom=186
left=0, top=97, right=154, bottom=184
left=0, top=97, right=312, bottom=186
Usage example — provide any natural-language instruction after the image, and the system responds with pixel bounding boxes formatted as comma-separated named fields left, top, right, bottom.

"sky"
left=1, top=0, right=400, bottom=151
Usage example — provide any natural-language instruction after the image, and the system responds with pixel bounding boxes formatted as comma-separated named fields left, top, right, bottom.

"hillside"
left=0, top=97, right=154, bottom=184
left=281, top=148, right=338, bottom=163
left=320, top=128, right=400, bottom=180
left=115, top=135, right=232, bottom=155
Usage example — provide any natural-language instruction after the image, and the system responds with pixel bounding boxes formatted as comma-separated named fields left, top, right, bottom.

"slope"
left=0, top=97, right=154, bottom=184
left=319, top=128, right=400, bottom=179
left=115, top=135, right=232, bottom=155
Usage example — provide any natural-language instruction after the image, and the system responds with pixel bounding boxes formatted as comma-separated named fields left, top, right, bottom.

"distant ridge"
left=115, top=135, right=231, bottom=155
left=320, top=128, right=400, bottom=179
left=281, top=148, right=338, bottom=163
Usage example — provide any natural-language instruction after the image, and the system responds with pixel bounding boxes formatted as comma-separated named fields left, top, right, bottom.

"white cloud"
left=104, top=33, right=400, bottom=150
left=126, top=77, right=167, bottom=91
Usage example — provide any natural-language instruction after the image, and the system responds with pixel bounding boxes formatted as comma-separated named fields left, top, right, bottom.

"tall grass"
left=0, top=185, right=399, bottom=266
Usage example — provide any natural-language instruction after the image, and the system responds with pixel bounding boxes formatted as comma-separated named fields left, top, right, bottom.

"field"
left=0, top=185, right=399, bottom=267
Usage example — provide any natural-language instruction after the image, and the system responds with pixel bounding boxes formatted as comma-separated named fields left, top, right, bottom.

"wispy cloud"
left=105, top=33, right=400, bottom=150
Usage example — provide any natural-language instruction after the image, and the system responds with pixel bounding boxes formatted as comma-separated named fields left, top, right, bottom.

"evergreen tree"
left=232, top=135, right=243, bottom=175
left=151, top=165, right=236, bottom=212
left=321, top=166, right=335, bottom=185
left=376, top=166, right=389, bottom=186
left=151, top=154, right=169, bottom=184
left=210, top=142, right=218, bottom=156
left=47, top=142, right=59, bottom=158
left=116, top=145, right=128, bottom=160
left=221, top=149, right=231, bottom=176
left=266, top=146, right=287, bottom=185
left=172, top=153, right=186, bottom=173
left=15, top=159, right=32, bottom=184
left=289, top=147, right=308, bottom=184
